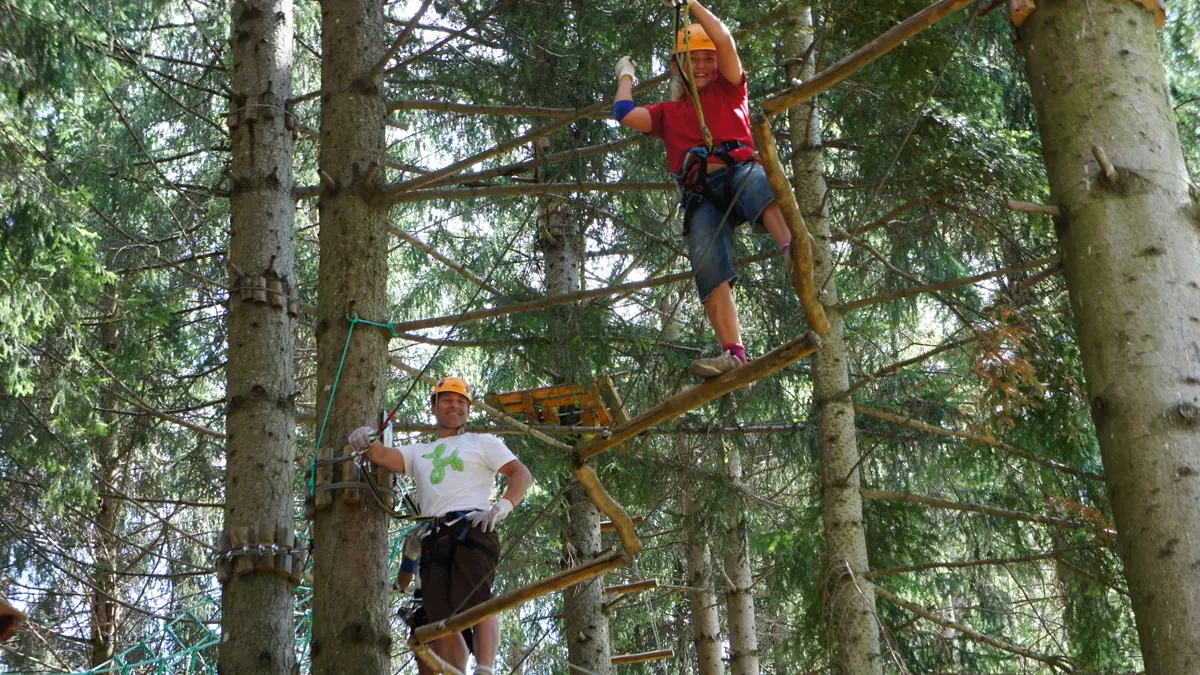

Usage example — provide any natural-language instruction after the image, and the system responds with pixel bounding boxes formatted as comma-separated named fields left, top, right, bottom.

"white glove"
left=468, top=498, right=514, bottom=533
left=349, top=426, right=375, bottom=455
left=614, top=56, right=637, bottom=84
left=402, top=526, right=426, bottom=560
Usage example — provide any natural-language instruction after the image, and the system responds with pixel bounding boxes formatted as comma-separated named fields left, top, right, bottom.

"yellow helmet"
left=431, top=377, right=472, bottom=404
left=675, top=24, right=716, bottom=54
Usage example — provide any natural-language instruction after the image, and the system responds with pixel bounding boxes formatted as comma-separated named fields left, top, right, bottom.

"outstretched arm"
left=686, top=1, right=742, bottom=85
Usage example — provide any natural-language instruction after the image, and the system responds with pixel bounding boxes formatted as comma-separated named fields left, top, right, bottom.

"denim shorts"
left=684, top=162, right=776, bottom=302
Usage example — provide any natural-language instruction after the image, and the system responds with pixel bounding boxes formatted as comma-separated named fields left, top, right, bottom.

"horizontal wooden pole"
left=410, top=549, right=629, bottom=645
left=387, top=181, right=674, bottom=205
left=761, top=0, right=976, bottom=118
left=389, top=99, right=610, bottom=119
left=430, top=137, right=646, bottom=188
left=386, top=251, right=778, bottom=334
left=1005, top=199, right=1062, bottom=217
left=612, top=649, right=675, bottom=665
left=576, top=332, right=821, bottom=462
left=604, top=579, right=658, bottom=597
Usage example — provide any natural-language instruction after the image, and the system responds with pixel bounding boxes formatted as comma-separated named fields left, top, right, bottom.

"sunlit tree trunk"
left=723, top=443, right=759, bottom=675
left=220, top=0, right=298, bottom=672
left=785, top=5, right=882, bottom=674
left=311, top=0, right=391, bottom=672
left=1020, top=3, right=1200, bottom=672
left=89, top=291, right=122, bottom=669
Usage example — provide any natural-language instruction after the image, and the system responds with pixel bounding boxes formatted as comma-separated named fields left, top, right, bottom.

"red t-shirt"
left=644, top=72, right=756, bottom=176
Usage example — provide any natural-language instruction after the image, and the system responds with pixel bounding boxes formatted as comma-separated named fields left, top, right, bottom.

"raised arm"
left=686, top=1, right=742, bottom=85
left=497, top=459, right=532, bottom=508
left=614, top=57, right=653, bottom=133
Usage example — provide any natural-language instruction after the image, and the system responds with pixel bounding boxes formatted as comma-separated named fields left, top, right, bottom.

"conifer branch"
left=865, top=549, right=1084, bottom=578
left=854, top=405, right=1105, bottom=482
left=873, top=584, right=1075, bottom=671
left=385, top=0, right=518, bottom=76
left=390, top=225, right=506, bottom=297
left=836, top=193, right=944, bottom=239
left=838, top=255, right=1059, bottom=313
left=426, top=137, right=645, bottom=188
left=366, top=0, right=433, bottom=83
left=844, top=334, right=982, bottom=398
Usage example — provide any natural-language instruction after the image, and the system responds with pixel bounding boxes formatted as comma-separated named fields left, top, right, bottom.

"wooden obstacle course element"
left=411, top=548, right=629, bottom=646
left=612, top=649, right=674, bottom=665
left=0, top=596, right=26, bottom=642
left=576, top=332, right=821, bottom=462
left=485, top=378, right=623, bottom=428
left=216, top=523, right=304, bottom=587
left=760, top=0, right=976, bottom=118
left=750, top=118, right=828, bottom=335
left=310, top=444, right=395, bottom=510
left=604, top=579, right=658, bottom=598
left=570, top=461, right=642, bottom=555
left=601, top=516, right=645, bottom=532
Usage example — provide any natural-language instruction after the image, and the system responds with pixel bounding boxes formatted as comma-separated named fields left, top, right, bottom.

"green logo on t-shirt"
left=423, top=443, right=464, bottom=484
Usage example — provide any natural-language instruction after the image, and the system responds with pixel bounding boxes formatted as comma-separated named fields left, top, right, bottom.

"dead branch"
left=865, top=549, right=1078, bottom=578
left=854, top=405, right=1105, bottom=482
left=427, top=137, right=645, bottom=187
left=388, top=99, right=609, bottom=119
left=839, top=255, right=1059, bottom=313
left=390, top=225, right=505, bottom=296
left=836, top=193, right=944, bottom=239
left=843, top=334, right=982, bottom=399
left=1005, top=199, right=1061, bottom=217
left=386, top=181, right=674, bottom=205
left=367, top=0, right=433, bottom=82
left=873, top=584, right=1074, bottom=671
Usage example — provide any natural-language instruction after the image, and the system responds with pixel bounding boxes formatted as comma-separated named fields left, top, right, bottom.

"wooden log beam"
left=386, top=251, right=779, bottom=334
left=0, top=596, right=27, bottom=642
left=873, top=584, right=1072, bottom=670
left=604, top=579, right=658, bottom=597
left=410, top=549, right=629, bottom=646
left=427, top=137, right=646, bottom=188
left=570, top=461, right=642, bottom=554
left=576, top=332, right=821, bottom=462
left=1005, top=199, right=1062, bottom=218
left=612, top=649, right=675, bottom=665
left=601, top=516, right=645, bottom=532
left=387, top=181, right=674, bottom=205
left=760, top=0, right=976, bottom=118
left=750, top=116, right=829, bottom=335
left=854, top=404, right=1105, bottom=482
left=860, top=490, right=1111, bottom=534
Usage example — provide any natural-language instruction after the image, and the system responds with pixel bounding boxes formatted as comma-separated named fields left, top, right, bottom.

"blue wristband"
left=613, top=100, right=635, bottom=122
left=400, top=557, right=417, bottom=573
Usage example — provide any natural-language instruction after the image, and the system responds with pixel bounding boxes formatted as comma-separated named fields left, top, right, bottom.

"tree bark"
left=311, top=0, right=391, bottom=672
left=1020, top=3, right=1200, bottom=672
left=786, top=5, right=883, bottom=674
left=682, top=445, right=724, bottom=675
left=722, top=442, right=759, bottom=675
left=221, top=1, right=298, bottom=673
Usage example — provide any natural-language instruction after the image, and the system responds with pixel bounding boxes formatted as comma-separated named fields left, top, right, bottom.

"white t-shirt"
left=399, top=433, right=518, bottom=518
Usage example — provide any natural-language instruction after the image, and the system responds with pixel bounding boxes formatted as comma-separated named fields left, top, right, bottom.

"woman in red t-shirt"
left=613, top=1, right=793, bottom=378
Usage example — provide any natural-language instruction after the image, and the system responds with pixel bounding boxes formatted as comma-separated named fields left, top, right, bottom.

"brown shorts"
left=420, top=518, right=500, bottom=624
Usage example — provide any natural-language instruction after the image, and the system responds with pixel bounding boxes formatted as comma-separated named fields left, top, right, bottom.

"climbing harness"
left=672, top=140, right=757, bottom=235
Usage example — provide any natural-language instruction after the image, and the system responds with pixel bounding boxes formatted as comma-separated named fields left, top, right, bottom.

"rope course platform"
left=0, top=596, right=26, bottom=643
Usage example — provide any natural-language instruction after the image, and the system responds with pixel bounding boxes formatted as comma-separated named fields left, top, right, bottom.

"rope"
left=675, top=3, right=713, bottom=152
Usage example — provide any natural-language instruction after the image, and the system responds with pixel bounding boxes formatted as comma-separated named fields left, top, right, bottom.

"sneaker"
left=690, top=350, right=744, bottom=379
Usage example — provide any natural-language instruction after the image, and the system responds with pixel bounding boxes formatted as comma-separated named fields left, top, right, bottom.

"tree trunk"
left=311, top=0, right=391, bottom=672
left=539, top=172, right=612, bottom=674
left=682, top=460, right=724, bottom=675
left=785, top=5, right=883, bottom=674
left=723, top=443, right=759, bottom=675
left=221, top=0, right=298, bottom=672
left=1020, top=3, right=1200, bottom=672
left=89, top=292, right=122, bottom=669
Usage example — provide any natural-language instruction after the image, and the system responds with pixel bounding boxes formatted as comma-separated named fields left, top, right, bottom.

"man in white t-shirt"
left=350, top=377, right=532, bottom=675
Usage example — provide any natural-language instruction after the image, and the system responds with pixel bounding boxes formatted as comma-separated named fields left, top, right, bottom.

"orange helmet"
left=675, top=24, right=716, bottom=54
left=431, top=377, right=472, bottom=404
